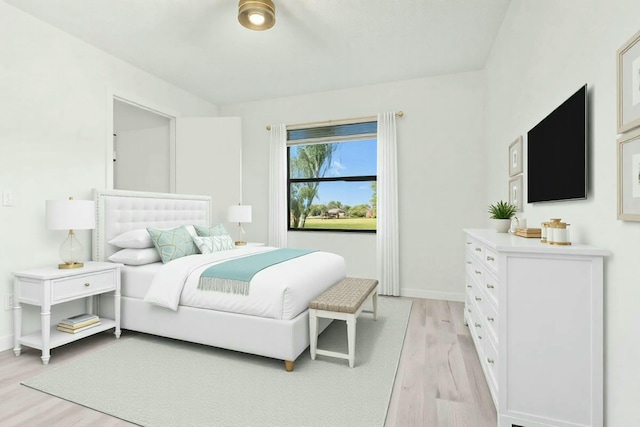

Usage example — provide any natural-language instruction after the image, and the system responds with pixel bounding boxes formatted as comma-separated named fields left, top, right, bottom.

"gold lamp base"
left=235, top=241, right=247, bottom=246
left=59, top=262, right=84, bottom=269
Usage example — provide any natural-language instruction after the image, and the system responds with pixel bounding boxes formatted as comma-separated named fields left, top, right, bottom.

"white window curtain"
left=376, top=112, right=400, bottom=296
left=268, top=124, right=287, bottom=248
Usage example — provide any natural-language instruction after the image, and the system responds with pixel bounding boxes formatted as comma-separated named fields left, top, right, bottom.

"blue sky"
left=290, top=139, right=376, bottom=207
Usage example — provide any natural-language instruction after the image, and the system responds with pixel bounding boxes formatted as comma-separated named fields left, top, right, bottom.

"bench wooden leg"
left=284, top=360, right=294, bottom=371
left=372, top=289, right=378, bottom=321
left=309, top=309, right=318, bottom=360
left=347, top=314, right=356, bottom=368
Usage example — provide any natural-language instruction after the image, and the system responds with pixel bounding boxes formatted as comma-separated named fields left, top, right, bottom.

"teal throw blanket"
left=198, top=248, right=316, bottom=295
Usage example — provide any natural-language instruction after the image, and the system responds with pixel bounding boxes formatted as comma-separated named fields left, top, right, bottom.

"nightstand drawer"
left=52, top=270, right=115, bottom=302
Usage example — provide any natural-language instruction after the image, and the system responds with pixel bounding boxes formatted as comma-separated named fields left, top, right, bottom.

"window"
left=287, top=121, right=377, bottom=232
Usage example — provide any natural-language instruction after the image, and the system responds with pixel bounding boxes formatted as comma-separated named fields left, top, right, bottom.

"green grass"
left=297, top=217, right=377, bottom=230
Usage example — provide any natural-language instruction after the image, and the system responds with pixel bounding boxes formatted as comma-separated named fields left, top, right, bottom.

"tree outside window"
left=288, top=137, right=377, bottom=232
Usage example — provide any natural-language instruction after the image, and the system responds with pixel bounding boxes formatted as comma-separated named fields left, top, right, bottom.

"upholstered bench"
left=309, top=277, right=378, bottom=368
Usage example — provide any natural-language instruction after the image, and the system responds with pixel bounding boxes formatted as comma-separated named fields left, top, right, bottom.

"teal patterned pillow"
left=194, top=223, right=228, bottom=237
left=192, top=235, right=235, bottom=254
left=147, top=226, right=199, bottom=263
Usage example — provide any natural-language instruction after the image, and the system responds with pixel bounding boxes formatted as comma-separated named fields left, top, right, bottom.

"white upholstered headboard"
left=92, top=189, right=212, bottom=262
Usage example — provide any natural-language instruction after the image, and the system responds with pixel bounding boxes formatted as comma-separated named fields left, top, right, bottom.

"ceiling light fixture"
left=238, top=0, right=275, bottom=31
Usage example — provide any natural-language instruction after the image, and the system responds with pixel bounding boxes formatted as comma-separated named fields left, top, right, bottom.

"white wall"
left=175, top=117, right=242, bottom=224
left=0, top=3, right=218, bottom=350
left=220, top=72, right=487, bottom=301
left=483, top=0, right=640, bottom=424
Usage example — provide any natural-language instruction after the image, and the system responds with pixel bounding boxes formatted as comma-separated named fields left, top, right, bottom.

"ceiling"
left=5, top=0, right=511, bottom=105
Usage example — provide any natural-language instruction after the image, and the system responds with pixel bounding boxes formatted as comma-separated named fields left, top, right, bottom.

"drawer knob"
left=475, top=248, right=481, bottom=252
left=466, top=242, right=472, bottom=245
left=487, top=316, right=495, bottom=322
left=466, top=261, right=472, bottom=265
left=475, top=270, right=481, bottom=275
left=475, top=296, right=481, bottom=301
left=467, top=308, right=472, bottom=313
left=486, top=256, right=495, bottom=261
left=486, top=284, right=495, bottom=289
left=84, top=283, right=90, bottom=287
left=466, top=285, right=472, bottom=289
left=474, top=322, right=481, bottom=328
left=487, top=358, right=495, bottom=364
left=478, top=335, right=483, bottom=340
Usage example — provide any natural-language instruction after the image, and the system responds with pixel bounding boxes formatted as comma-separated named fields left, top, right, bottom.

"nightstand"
left=12, top=261, right=121, bottom=365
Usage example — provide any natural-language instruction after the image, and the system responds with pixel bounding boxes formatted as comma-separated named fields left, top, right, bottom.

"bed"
left=92, top=188, right=344, bottom=371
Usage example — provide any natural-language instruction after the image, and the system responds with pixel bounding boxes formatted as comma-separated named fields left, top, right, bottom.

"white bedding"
left=121, top=263, right=161, bottom=299
left=144, top=246, right=346, bottom=320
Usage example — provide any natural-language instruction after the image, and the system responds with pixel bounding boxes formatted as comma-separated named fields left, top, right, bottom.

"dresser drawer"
left=482, top=271, right=499, bottom=308
left=470, top=284, right=486, bottom=318
left=52, top=271, right=116, bottom=302
left=465, top=253, right=475, bottom=276
left=484, top=299, right=498, bottom=343
left=468, top=259, right=485, bottom=285
left=465, top=237, right=474, bottom=250
left=465, top=273, right=475, bottom=297
left=483, top=247, right=498, bottom=271
left=483, top=337, right=499, bottom=395
left=468, top=285, right=486, bottom=327
left=471, top=240, right=485, bottom=259
left=469, top=304, right=486, bottom=346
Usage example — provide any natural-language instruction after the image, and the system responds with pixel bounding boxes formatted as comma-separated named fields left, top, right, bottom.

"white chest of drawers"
left=464, top=229, right=607, bottom=427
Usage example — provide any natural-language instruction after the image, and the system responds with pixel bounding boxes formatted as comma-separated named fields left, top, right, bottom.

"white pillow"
left=108, top=229, right=154, bottom=249
left=109, top=226, right=197, bottom=249
left=108, top=248, right=162, bottom=266
left=192, top=234, right=235, bottom=254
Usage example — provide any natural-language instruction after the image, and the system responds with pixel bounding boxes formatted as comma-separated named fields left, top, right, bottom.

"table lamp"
left=46, top=197, right=96, bottom=269
left=227, top=204, right=252, bottom=246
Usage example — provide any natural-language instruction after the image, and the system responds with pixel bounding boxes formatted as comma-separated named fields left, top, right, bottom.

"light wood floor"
left=0, top=298, right=496, bottom=426
left=384, top=299, right=497, bottom=427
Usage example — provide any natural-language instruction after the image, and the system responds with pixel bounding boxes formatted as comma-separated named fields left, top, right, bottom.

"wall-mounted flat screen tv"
left=527, top=84, right=587, bottom=203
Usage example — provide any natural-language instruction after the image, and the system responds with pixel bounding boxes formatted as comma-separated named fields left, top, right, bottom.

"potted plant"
left=488, top=200, right=516, bottom=232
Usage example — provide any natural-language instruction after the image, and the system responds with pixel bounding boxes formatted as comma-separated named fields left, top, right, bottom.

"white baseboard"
left=0, top=334, right=13, bottom=352
left=400, top=288, right=465, bottom=302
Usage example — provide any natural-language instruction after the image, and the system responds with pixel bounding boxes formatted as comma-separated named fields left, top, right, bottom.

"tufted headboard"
left=92, top=189, right=212, bottom=262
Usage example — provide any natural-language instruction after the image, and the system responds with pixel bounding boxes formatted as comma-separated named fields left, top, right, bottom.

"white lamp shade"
left=227, top=205, right=252, bottom=223
left=46, top=199, right=96, bottom=230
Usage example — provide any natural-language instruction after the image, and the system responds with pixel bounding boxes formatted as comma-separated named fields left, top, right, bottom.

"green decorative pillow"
left=194, top=223, right=229, bottom=237
left=147, top=226, right=199, bottom=263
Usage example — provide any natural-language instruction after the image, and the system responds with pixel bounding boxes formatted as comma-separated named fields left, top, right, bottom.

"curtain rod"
left=265, top=111, right=403, bottom=131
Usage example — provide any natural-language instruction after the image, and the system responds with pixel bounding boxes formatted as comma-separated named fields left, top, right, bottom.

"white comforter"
left=144, top=246, right=346, bottom=320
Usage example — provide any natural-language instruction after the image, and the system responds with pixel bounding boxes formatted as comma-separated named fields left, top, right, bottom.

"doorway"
left=113, top=99, right=173, bottom=192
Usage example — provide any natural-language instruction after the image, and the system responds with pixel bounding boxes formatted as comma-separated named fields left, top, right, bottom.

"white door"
left=175, top=117, right=242, bottom=224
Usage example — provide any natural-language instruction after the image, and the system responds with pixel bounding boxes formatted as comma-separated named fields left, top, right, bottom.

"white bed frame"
left=92, top=188, right=330, bottom=371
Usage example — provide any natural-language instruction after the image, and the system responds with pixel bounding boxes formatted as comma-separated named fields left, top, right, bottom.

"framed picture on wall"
left=617, top=128, right=640, bottom=220
left=617, top=30, right=640, bottom=133
left=508, top=136, right=523, bottom=176
left=509, top=174, right=523, bottom=212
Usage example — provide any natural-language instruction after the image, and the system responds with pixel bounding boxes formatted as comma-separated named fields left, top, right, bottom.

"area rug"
left=22, top=297, right=411, bottom=427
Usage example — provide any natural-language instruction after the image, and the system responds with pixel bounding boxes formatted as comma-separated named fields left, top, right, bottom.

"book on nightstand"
left=57, top=313, right=100, bottom=332
left=56, top=322, right=102, bottom=334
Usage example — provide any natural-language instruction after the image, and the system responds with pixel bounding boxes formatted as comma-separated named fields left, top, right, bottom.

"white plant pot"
left=490, top=218, right=511, bottom=233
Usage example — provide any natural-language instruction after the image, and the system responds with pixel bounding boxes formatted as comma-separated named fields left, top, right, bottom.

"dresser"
left=464, top=229, right=607, bottom=427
